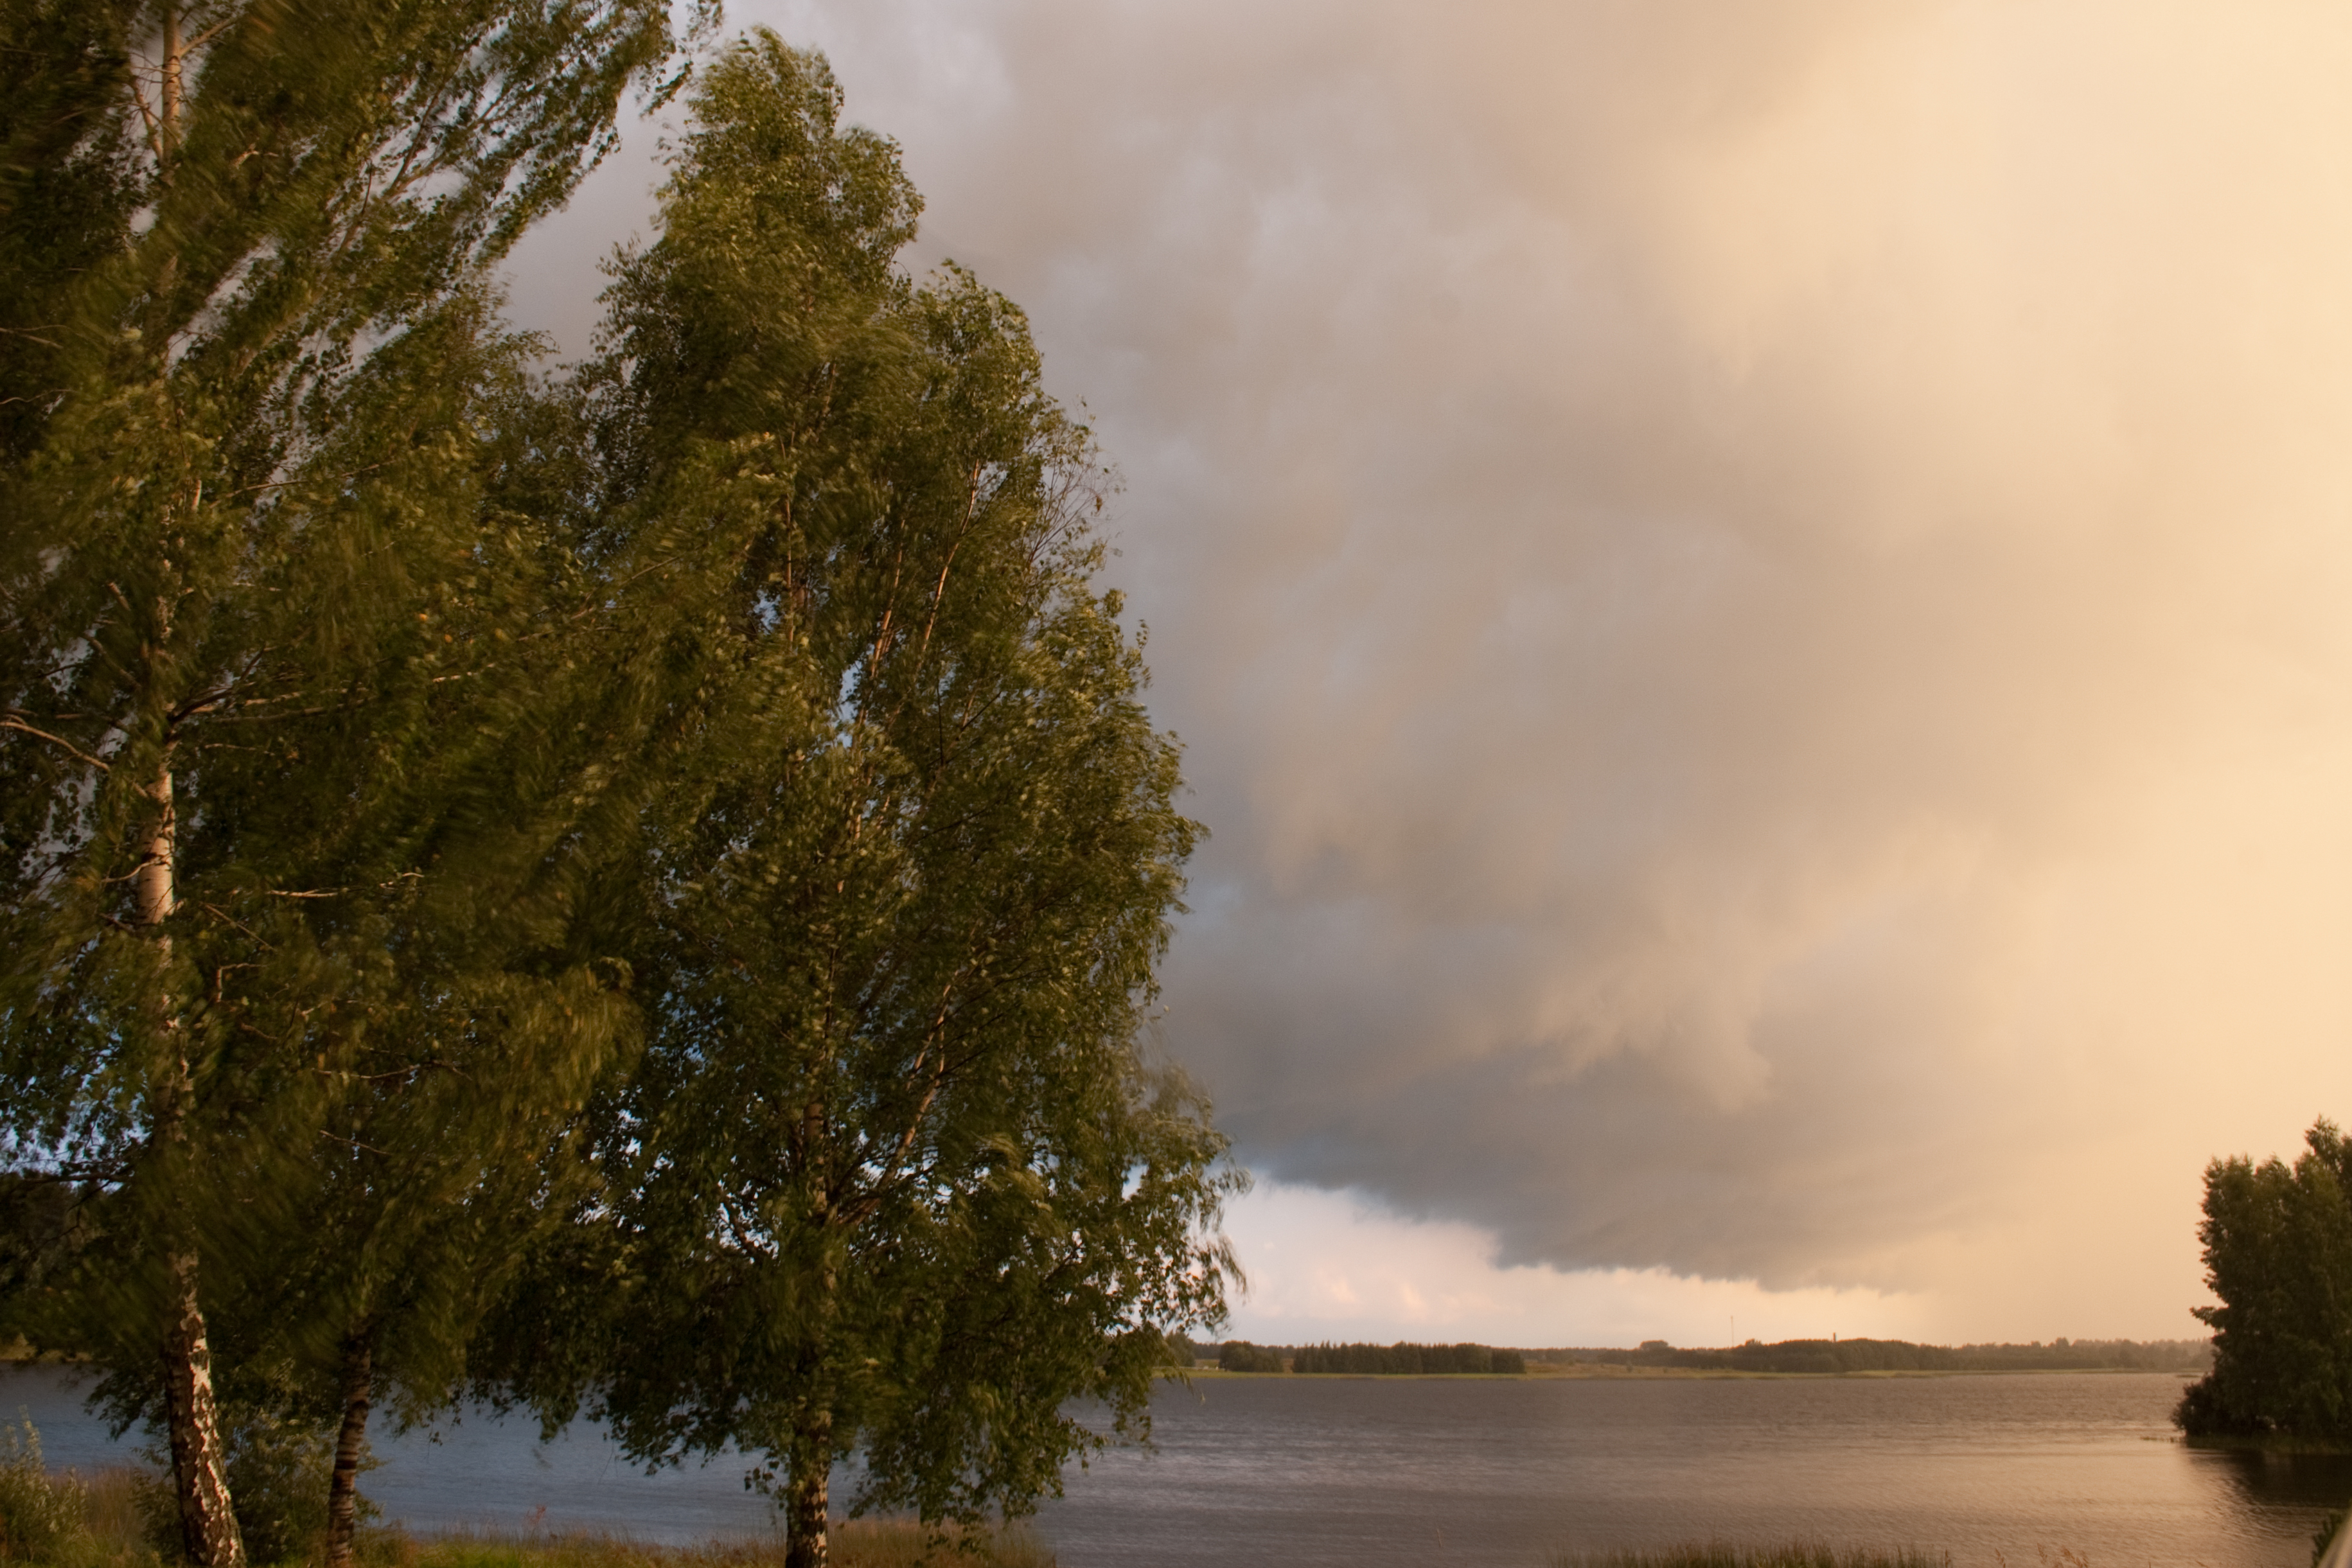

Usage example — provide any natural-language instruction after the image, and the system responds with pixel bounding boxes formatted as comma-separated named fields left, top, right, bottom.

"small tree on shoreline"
left=2174, top=1117, right=2352, bottom=1443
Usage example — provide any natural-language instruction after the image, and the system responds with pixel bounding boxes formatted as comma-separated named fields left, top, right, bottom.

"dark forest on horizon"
left=1173, top=1335, right=2212, bottom=1375
left=1544, top=1335, right=2213, bottom=1373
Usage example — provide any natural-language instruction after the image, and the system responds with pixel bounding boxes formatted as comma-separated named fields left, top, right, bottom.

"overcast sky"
left=506, top=0, right=2352, bottom=1346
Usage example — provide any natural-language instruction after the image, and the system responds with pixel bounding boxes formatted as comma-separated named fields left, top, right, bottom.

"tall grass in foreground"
left=373, top=1522, right=1054, bottom=1568
left=1550, top=1547, right=1958, bottom=1568
left=0, top=1465, right=163, bottom=1568
left=0, top=1449, right=1050, bottom=1568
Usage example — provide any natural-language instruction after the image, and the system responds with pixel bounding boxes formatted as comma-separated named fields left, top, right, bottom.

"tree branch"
left=1, top=713, right=111, bottom=770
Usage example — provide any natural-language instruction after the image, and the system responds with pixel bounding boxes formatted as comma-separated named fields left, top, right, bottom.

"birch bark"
left=143, top=748, right=245, bottom=1568
left=784, top=1398, right=832, bottom=1568
left=323, top=1334, right=373, bottom=1568
left=786, top=1092, right=836, bottom=1568
left=136, top=18, right=245, bottom=1547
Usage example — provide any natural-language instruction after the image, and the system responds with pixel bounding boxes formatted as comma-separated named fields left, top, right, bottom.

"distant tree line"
left=1167, top=1332, right=2208, bottom=1380
left=2175, top=1118, right=2352, bottom=1445
left=1167, top=1334, right=2210, bottom=1378
left=1293, top=1341, right=1526, bottom=1375
left=1197, top=1340, right=1526, bottom=1374
left=1532, top=1337, right=2211, bottom=1375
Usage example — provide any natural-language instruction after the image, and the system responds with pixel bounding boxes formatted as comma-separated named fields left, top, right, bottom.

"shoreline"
left=2181, top=1431, right=2352, bottom=1456
left=1165, top=1364, right=2200, bottom=1382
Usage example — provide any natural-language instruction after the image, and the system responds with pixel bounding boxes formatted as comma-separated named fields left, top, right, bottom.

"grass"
left=0, top=1465, right=1053, bottom=1568
left=0, top=1465, right=169, bottom=1568
left=16, top=1464, right=2095, bottom=1568
left=364, top=1521, right=1054, bottom=1568
left=1548, top=1547, right=1963, bottom=1568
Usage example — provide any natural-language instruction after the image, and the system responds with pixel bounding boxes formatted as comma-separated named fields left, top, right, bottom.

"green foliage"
left=122, top=1391, right=354, bottom=1567
left=0, top=1182, right=92, bottom=1315
left=1216, top=1341, right=1284, bottom=1374
left=1289, top=1342, right=1521, bottom=1375
left=0, top=0, right=136, bottom=471
left=5, top=15, right=1235, bottom=1562
left=0, top=1416, right=82, bottom=1563
left=0, top=0, right=696, bottom=1204
left=123, top=1468, right=181, bottom=1562
left=217, top=1391, right=375, bottom=1566
left=0, top=0, right=698, bottom=1165
left=0, top=1441, right=322, bottom=1568
left=0, top=1, right=700, bottom=1557
left=473, top=30, right=1238, bottom=1545
left=2175, top=1118, right=2352, bottom=1443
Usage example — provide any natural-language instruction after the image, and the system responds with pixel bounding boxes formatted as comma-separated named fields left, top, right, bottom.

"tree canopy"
left=466, top=37, right=1236, bottom=1568
left=0, top=2, right=705, bottom=1558
left=1, top=15, right=1235, bottom=1568
left=1288, top=1343, right=1525, bottom=1375
left=2175, top=1118, right=2352, bottom=1445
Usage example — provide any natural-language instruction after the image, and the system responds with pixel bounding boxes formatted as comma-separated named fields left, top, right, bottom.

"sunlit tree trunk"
left=785, top=1401, right=831, bottom=1568
left=136, top=10, right=247, bottom=1522
left=786, top=1092, right=836, bottom=1568
left=323, top=1332, right=374, bottom=1568
left=159, top=1247, right=242, bottom=1568
left=143, top=743, right=245, bottom=1568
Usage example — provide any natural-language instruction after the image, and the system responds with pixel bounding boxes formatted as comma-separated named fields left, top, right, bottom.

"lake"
left=4, top=1365, right=2344, bottom=1567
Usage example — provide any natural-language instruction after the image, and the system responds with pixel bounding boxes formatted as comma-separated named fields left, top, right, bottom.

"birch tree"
left=0, top=4, right=688, bottom=1560
left=478, top=38, right=1241, bottom=1568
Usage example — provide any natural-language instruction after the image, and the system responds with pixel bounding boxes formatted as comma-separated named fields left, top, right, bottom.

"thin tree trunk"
left=144, top=753, right=245, bottom=1568
left=135, top=26, right=238, bottom=1556
left=160, top=1246, right=242, bottom=1568
left=784, top=1406, right=831, bottom=1568
left=136, top=762, right=175, bottom=929
left=786, top=1092, right=836, bottom=1568
left=323, top=1334, right=373, bottom=1568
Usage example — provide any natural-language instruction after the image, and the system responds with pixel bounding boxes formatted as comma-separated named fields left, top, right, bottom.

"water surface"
left=6, top=1366, right=2342, bottom=1567
left=1038, top=1371, right=2349, bottom=1567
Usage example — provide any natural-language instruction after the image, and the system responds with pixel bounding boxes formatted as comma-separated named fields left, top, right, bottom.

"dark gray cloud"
left=511, top=0, right=2352, bottom=1323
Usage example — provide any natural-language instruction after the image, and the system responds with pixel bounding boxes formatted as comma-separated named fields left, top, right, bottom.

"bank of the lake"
left=4, top=1365, right=2341, bottom=1567
left=1181, top=1364, right=2188, bottom=1381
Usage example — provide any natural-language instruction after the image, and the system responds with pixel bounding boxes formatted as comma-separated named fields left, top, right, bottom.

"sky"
left=503, top=0, right=2352, bottom=1348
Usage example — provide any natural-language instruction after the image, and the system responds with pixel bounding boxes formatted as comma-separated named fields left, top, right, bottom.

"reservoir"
left=4, top=1365, right=2342, bottom=1566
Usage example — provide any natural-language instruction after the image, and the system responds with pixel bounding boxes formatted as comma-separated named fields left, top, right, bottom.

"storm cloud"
left=513, top=0, right=2352, bottom=1330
